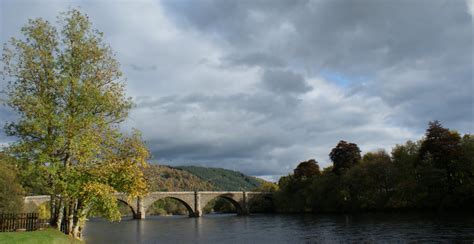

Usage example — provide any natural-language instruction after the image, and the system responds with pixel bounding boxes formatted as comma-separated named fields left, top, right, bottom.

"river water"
left=83, top=213, right=474, bottom=243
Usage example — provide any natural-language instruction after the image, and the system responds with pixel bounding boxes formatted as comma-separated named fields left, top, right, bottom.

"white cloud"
left=467, top=0, right=474, bottom=17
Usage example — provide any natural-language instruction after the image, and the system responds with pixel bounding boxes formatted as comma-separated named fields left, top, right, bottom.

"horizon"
left=1, top=0, right=473, bottom=181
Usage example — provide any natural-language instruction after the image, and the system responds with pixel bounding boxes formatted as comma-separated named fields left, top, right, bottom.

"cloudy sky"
left=1, top=0, right=473, bottom=181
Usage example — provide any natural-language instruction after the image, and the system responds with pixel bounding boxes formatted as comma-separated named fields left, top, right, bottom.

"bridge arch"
left=200, top=193, right=247, bottom=215
left=142, top=192, right=197, bottom=217
left=203, top=194, right=244, bottom=214
left=117, top=199, right=137, bottom=217
left=145, top=197, right=195, bottom=217
left=114, top=193, right=140, bottom=218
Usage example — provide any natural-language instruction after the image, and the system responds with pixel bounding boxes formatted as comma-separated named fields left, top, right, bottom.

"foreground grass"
left=0, top=229, right=82, bottom=244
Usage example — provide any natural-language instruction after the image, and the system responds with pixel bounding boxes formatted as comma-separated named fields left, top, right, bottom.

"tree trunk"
left=56, top=199, right=64, bottom=232
left=67, top=201, right=74, bottom=234
left=50, top=194, right=56, bottom=227
left=71, top=208, right=87, bottom=239
left=68, top=200, right=79, bottom=235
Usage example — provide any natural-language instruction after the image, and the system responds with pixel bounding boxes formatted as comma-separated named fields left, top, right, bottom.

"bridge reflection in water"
left=24, top=191, right=273, bottom=219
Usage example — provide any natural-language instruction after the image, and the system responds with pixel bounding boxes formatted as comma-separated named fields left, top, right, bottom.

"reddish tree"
left=329, top=140, right=361, bottom=174
left=419, top=120, right=462, bottom=167
left=419, top=121, right=462, bottom=194
left=294, top=159, right=321, bottom=178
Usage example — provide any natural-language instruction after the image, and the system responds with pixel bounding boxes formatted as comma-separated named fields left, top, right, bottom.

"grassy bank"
left=0, top=229, right=81, bottom=244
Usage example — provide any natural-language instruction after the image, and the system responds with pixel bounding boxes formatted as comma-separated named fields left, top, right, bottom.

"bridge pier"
left=192, top=191, right=202, bottom=217
left=241, top=191, right=249, bottom=215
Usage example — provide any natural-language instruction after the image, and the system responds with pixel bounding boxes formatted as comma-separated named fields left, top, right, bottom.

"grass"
left=0, top=229, right=82, bottom=244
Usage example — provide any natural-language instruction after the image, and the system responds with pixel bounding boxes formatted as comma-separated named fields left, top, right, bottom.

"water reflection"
left=83, top=213, right=474, bottom=243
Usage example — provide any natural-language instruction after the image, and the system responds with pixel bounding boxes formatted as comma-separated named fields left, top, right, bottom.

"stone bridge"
left=24, top=191, right=272, bottom=219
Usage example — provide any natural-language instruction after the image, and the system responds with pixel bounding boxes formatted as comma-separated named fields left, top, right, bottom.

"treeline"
left=274, top=121, right=474, bottom=213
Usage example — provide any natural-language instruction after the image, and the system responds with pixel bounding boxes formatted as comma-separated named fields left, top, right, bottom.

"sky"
left=1, top=0, right=473, bottom=181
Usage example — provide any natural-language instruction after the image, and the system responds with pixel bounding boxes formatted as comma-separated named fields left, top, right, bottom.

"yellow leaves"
left=81, top=182, right=113, bottom=197
left=81, top=182, right=121, bottom=221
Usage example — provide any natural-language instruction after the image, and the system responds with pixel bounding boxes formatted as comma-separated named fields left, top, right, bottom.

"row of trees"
left=274, top=121, right=473, bottom=213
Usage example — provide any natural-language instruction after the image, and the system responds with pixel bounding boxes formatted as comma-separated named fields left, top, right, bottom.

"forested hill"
left=143, top=165, right=216, bottom=191
left=143, top=165, right=265, bottom=191
left=176, top=166, right=264, bottom=191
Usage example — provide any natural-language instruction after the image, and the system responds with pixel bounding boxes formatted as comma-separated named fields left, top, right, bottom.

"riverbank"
left=0, top=229, right=82, bottom=244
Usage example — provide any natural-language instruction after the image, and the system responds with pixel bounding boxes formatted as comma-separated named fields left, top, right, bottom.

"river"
left=83, top=213, right=474, bottom=243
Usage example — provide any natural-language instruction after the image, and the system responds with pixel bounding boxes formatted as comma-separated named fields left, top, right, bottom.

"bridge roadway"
left=24, top=191, right=273, bottom=219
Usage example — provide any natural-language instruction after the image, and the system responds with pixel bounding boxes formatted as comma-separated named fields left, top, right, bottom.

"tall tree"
left=2, top=9, right=149, bottom=238
left=329, top=140, right=361, bottom=174
left=293, top=159, right=320, bottom=179
left=419, top=121, right=462, bottom=196
left=419, top=121, right=462, bottom=168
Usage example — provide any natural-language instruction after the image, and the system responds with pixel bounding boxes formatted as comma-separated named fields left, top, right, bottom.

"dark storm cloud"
left=147, top=132, right=284, bottom=162
left=162, top=0, right=473, bottom=133
left=221, top=52, right=286, bottom=68
left=261, top=69, right=311, bottom=94
left=164, top=0, right=469, bottom=72
left=136, top=92, right=302, bottom=121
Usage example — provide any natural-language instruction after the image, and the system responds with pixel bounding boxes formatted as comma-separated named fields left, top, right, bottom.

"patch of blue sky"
left=319, top=70, right=367, bottom=88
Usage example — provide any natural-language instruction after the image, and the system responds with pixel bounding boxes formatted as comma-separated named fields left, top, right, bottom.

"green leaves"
left=81, top=182, right=121, bottom=221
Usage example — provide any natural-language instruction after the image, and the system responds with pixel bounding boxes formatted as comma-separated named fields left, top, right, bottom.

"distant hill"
left=176, top=165, right=264, bottom=191
left=143, top=165, right=215, bottom=191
